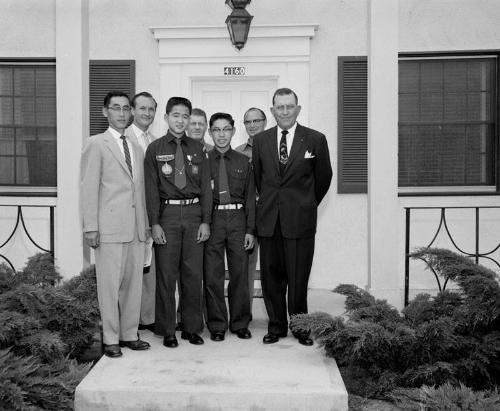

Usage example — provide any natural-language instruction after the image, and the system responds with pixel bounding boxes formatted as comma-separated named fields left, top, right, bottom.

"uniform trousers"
left=155, top=203, right=204, bottom=337
left=259, top=216, right=315, bottom=335
left=204, top=208, right=251, bottom=333
left=94, top=229, right=144, bottom=345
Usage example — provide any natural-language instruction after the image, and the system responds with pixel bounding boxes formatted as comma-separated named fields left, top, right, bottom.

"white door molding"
left=150, top=24, right=318, bottom=134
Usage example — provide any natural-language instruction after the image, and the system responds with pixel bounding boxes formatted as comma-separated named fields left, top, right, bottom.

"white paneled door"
left=191, top=78, right=277, bottom=148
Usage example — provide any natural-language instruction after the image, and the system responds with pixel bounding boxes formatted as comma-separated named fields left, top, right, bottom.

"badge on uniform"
left=162, top=163, right=173, bottom=176
left=156, top=154, right=175, bottom=162
left=211, top=179, right=215, bottom=190
left=192, top=165, right=199, bottom=175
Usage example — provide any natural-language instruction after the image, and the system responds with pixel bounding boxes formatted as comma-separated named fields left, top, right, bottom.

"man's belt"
left=215, top=203, right=243, bottom=210
left=164, top=198, right=199, bottom=205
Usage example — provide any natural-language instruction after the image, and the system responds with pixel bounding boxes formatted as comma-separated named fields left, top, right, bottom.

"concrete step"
left=75, top=289, right=348, bottom=411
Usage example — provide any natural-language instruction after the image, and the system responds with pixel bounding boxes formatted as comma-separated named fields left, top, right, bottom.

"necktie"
left=120, top=135, right=133, bottom=178
left=174, top=138, right=186, bottom=189
left=279, top=130, right=288, bottom=174
left=218, top=153, right=231, bottom=205
left=140, top=132, right=149, bottom=153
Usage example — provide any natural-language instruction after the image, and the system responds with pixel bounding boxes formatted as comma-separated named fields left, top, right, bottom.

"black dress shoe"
left=138, top=323, right=155, bottom=332
left=210, top=331, right=225, bottom=342
left=163, top=335, right=178, bottom=348
left=103, top=344, right=122, bottom=358
left=293, top=332, right=314, bottom=346
left=181, top=331, right=204, bottom=345
left=119, top=339, right=150, bottom=350
left=263, top=333, right=280, bottom=344
left=234, top=328, right=252, bottom=339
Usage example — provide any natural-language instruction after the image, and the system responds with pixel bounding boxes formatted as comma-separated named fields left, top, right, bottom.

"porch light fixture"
left=225, top=0, right=253, bottom=50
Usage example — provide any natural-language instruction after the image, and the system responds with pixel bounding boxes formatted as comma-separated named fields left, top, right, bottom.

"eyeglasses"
left=243, top=119, right=265, bottom=126
left=211, top=127, right=233, bottom=134
left=108, top=105, right=131, bottom=114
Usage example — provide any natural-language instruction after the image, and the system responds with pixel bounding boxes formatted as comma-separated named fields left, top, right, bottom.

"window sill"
left=0, top=187, right=57, bottom=197
left=398, top=186, right=498, bottom=197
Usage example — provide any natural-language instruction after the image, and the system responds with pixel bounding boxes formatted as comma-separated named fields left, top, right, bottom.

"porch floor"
left=74, top=289, right=348, bottom=411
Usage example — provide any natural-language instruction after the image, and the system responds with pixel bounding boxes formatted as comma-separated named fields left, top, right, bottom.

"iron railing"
left=0, top=205, right=55, bottom=272
left=404, top=206, right=500, bottom=306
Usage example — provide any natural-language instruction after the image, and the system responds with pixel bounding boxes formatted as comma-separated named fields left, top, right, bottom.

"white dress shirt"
left=131, top=123, right=151, bottom=155
left=108, top=127, right=135, bottom=179
left=276, top=121, right=298, bottom=158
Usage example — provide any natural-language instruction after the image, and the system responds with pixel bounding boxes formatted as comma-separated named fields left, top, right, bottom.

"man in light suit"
left=80, top=91, right=150, bottom=358
left=252, top=88, right=332, bottom=346
left=126, top=91, right=157, bottom=332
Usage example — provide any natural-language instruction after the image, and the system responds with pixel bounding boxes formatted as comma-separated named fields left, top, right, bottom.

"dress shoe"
left=181, top=331, right=204, bottom=345
left=293, top=332, right=313, bottom=346
left=234, top=328, right=252, bottom=339
left=263, top=332, right=286, bottom=344
left=210, top=331, right=225, bottom=342
left=119, top=339, right=150, bottom=350
left=163, top=335, right=178, bottom=348
left=103, top=344, right=122, bottom=358
left=138, top=323, right=155, bottom=332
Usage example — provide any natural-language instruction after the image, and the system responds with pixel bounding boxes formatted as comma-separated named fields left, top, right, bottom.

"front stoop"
left=75, top=290, right=348, bottom=411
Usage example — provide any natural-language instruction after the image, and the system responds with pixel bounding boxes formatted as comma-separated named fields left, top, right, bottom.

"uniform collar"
left=166, top=130, right=186, bottom=144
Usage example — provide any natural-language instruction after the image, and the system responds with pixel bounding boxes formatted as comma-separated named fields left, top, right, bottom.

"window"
left=337, top=54, right=499, bottom=194
left=399, top=56, right=496, bottom=190
left=0, top=60, right=56, bottom=190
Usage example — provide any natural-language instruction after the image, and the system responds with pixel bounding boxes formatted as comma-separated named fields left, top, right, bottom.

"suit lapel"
left=284, top=123, right=307, bottom=173
left=266, top=127, right=280, bottom=175
left=103, top=131, right=133, bottom=180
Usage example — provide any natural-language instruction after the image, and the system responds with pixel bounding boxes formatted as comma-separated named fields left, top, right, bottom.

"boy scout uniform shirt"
left=144, top=131, right=212, bottom=226
left=209, top=148, right=256, bottom=235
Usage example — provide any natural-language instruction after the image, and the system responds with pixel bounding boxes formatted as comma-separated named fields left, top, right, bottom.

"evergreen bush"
left=290, top=248, right=500, bottom=404
left=0, top=253, right=100, bottom=410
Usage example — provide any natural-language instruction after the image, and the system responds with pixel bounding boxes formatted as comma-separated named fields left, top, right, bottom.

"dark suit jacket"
left=252, top=123, right=332, bottom=239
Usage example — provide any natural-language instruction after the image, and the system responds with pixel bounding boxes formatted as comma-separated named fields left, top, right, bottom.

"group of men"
left=80, top=87, right=332, bottom=358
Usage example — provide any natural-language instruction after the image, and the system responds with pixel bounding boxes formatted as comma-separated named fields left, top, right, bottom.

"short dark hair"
left=103, top=91, right=130, bottom=107
left=191, top=108, right=207, bottom=122
left=165, top=97, right=192, bottom=114
left=272, top=88, right=298, bottom=105
left=209, top=112, right=234, bottom=128
left=131, top=91, right=157, bottom=109
left=244, top=107, right=267, bottom=121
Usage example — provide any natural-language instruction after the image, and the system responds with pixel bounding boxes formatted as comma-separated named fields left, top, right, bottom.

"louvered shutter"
left=89, top=60, right=135, bottom=136
left=338, top=56, right=367, bottom=193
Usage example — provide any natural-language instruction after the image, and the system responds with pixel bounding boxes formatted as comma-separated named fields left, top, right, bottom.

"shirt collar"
left=277, top=121, right=297, bottom=137
left=131, top=123, right=148, bottom=138
left=107, top=127, right=123, bottom=140
left=166, top=130, right=186, bottom=143
left=213, top=147, right=233, bottom=159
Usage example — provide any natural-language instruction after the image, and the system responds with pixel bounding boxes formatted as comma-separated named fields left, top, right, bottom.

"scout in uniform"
left=144, top=96, right=212, bottom=348
left=204, top=112, right=255, bottom=341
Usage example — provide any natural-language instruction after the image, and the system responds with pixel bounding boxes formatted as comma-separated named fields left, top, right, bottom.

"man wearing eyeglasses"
left=236, top=107, right=267, bottom=319
left=252, top=88, right=332, bottom=346
left=125, top=91, right=158, bottom=334
left=80, top=91, right=150, bottom=358
left=204, top=112, right=255, bottom=342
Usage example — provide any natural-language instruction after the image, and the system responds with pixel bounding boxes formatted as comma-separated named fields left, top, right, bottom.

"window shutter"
left=338, top=56, right=368, bottom=193
left=89, top=60, right=135, bottom=136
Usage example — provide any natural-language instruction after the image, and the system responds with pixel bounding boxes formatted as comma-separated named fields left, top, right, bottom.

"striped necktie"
left=120, top=135, right=133, bottom=178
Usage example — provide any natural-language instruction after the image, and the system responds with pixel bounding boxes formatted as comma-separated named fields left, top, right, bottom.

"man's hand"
left=85, top=231, right=100, bottom=249
left=244, top=233, right=255, bottom=251
left=197, top=223, right=210, bottom=243
left=152, top=224, right=166, bottom=245
left=145, top=227, right=152, bottom=240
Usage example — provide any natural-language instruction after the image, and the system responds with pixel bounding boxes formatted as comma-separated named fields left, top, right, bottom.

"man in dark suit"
left=252, top=88, right=332, bottom=346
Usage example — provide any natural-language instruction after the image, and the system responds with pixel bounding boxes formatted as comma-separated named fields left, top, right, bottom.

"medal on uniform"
left=192, top=165, right=199, bottom=175
left=162, top=162, right=173, bottom=176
